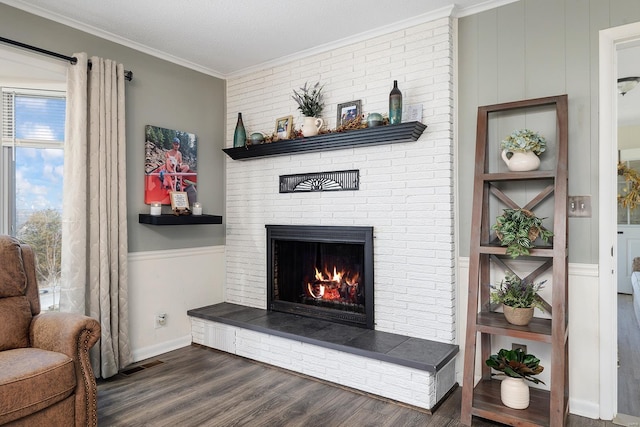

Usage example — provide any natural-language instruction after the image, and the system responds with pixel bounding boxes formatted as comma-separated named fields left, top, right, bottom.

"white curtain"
left=60, top=52, right=131, bottom=378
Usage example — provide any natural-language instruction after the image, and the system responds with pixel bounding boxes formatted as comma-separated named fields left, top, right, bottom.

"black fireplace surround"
left=266, top=225, right=374, bottom=329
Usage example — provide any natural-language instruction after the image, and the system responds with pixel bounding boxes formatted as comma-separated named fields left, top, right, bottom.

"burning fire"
left=306, top=266, right=360, bottom=303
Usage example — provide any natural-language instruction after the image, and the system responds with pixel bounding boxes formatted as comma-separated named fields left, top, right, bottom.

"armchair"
left=0, top=235, right=101, bottom=426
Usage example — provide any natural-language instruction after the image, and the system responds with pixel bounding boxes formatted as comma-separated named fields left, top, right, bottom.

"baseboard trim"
left=131, top=335, right=192, bottom=363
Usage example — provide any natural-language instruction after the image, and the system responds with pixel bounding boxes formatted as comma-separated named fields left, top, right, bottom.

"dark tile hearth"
left=188, top=303, right=458, bottom=372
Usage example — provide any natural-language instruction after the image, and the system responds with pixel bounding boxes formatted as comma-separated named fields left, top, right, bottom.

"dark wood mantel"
left=222, top=121, right=426, bottom=160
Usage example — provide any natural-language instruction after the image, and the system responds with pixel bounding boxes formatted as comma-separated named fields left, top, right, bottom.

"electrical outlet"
left=155, top=313, right=167, bottom=329
left=512, top=343, right=527, bottom=353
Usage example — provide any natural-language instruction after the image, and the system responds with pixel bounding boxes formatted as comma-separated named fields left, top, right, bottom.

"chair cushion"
left=0, top=296, right=31, bottom=351
left=0, top=236, right=27, bottom=297
left=0, top=348, right=75, bottom=425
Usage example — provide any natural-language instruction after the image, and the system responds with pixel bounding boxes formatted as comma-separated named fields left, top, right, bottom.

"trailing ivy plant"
left=492, top=208, right=553, bottom=258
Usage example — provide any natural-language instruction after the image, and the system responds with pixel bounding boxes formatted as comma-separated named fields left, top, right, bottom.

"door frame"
left=599, top=21, right=640, bottom=420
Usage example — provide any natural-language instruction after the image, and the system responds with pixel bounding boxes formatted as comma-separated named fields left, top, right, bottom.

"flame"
left=307, top=265, right=360, bottom=302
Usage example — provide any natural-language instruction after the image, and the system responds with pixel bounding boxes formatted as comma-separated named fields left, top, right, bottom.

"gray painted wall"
left=0, top=4, right=226, bottom=253
left=458, top=0, right=640, bottom=263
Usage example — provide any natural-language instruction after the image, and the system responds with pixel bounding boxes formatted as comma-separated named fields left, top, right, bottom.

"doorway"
left=599, top=21, right=640, bottom=423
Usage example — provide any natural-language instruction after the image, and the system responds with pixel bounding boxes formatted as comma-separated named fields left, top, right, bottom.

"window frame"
left=0, top=87, right=66, bottom=236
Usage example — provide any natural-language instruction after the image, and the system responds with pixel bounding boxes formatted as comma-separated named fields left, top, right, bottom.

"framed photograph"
left=337, top=100, right=361, bottom=126
left=144, top=125, right=198, bottom=206
left=170, top=191, right=189, bottom=211
left=275, top=115, right=293, bottom=140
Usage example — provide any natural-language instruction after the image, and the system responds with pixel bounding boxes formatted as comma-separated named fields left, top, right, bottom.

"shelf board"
left=476, top=312, right=552, bottom=343
left=478, top=244, right=554, bottom=257
left=222, top=121, right=426, bottom=160
left=139, top=213, right=222, bottom=225
left=471, top=379, right=550, bottom=427
left=480, top=171, right=556, bottom=181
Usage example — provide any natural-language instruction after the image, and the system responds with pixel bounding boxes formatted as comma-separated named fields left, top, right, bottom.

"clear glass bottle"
left=233, top=112, right=246, bottom=148
left=389, top=80, right=402, bottom=125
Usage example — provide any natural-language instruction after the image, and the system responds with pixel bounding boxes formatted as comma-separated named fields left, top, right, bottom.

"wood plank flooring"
left=618, top=294, right=640, bottom=417
left=98, top=344, right=616, bottom=426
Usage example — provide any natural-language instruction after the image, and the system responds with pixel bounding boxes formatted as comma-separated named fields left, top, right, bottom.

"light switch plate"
left=568, top=195, right=591, bottom=218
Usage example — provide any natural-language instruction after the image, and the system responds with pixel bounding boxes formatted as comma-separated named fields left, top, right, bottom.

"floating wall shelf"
left=222, top=121, right=427, bottom=160
left=139, top=214, right=222, bottom=225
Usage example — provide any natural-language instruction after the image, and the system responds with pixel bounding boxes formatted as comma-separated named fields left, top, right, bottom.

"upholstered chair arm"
left=30, top=312, right=101, bottom=427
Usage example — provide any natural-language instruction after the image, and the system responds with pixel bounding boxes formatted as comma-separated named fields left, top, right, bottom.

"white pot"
left=501, top=150, right=540, bottom=172
left=301, top=116, right=324, bottom=137
left=500, top=377, right=530, bottom=409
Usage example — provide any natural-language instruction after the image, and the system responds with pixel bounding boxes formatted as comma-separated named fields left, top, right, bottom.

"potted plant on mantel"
left=492, top=208, right=553, bottom=258
left=292, top=81, right=325, bottom=137
left=486, top=348, right=545, bottom=410
left=500, top=128, right=547, bottom=172
left=490, top=272, right=546, bottom=326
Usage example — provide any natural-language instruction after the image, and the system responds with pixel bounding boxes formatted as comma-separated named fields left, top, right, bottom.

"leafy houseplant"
left=490, top=273, right=546, bottom=310
left=500, top=129, right=547, bottom=156
left=486, top=348, right=545, bottom=384
left=292, top=81, right=324, bottom=117
left=491, top=272, right=546, bottom=325
left=492, top=208, right=553, bottom=258
left=486, top=348, right=545, bottom=410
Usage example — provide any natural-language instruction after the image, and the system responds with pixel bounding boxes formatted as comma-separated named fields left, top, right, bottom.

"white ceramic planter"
left=501, top=150, right=540, bottom=171
left=500, top=377, right=530, bottom=409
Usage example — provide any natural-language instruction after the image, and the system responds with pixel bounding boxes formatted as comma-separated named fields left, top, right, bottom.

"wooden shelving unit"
left=222, top=121, right=426, bottom=160
left=460, top=95, right=568, bottom=426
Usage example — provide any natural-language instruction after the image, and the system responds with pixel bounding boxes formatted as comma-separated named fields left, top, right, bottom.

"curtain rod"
left=0, top=36, right=133, bottom=81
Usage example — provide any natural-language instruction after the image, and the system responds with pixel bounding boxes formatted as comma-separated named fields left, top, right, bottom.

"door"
left=618, top=157, right=640, bottom=294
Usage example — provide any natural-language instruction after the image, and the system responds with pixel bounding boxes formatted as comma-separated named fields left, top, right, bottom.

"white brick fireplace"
left=209, top=14, right=457, bottom=408
left=224, top=14, right=456, bottom=343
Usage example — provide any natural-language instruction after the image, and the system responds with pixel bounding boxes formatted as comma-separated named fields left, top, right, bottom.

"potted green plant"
left=500, top=129, right=547, bottom=171
left=485, top=348, right=545, bottom=409
left=492, top=208, right=553, bottom=258
left=292, top=81, right=325, bottom=137
left=485, top=348, right=544, bottom=409
left=490, top=272, right=546, bottom=325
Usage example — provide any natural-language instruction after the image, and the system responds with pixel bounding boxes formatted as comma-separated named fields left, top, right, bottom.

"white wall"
left=224, top=16, right=457, bottom=343
left=128, top=245, right=225, bottom=361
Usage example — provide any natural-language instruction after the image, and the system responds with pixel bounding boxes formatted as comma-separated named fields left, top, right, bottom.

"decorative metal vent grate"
left=279, top=170, right=359, bottom=193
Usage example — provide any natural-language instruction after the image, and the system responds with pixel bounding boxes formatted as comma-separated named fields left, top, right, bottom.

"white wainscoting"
left=128, top=245, right=225, bottom=362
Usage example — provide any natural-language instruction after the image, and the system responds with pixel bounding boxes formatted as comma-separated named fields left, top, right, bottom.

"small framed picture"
left=169, top=191, right=189, bottom=211
left=275, top=115, right=293, bottom=140
left=337, top=100, right=362, bottom=126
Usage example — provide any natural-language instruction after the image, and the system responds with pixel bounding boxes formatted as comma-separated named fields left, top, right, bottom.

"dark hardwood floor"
left=97, top=344, right=615, bottom=426
left=618, top=294, right=640, bottom=417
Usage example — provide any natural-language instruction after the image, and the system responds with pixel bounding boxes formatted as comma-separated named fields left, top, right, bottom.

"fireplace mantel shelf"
left=223, top=121, right=427, bottom=160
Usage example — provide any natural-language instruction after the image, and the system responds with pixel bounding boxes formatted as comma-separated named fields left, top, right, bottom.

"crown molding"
left=2, top=0, right=227, bottom=79
left=454, top=0, right=520, bottom=18
left=4, top=0, right=516, bottom=80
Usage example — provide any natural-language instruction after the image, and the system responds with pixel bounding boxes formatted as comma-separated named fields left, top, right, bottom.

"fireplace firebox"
left=266, top=225, right=374, bottom=329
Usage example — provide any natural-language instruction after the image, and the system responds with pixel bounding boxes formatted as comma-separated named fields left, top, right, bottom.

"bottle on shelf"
left=233, top=112, right=246, bottom=148
left=389, top=80, right=403, bottom=125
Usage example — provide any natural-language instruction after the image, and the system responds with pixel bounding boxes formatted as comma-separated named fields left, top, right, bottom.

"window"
left=618, top=159, right=640, bottom=225
left=1, top=87, right=65, bottom=311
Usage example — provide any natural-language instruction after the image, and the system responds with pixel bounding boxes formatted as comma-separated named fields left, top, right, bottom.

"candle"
left=192, top=202, right=202, bottom=216
left=150, top=202, right=162, bottom=216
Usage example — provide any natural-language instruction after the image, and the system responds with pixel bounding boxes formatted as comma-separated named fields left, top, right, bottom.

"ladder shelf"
left=460, top=95, right=569, bottom=427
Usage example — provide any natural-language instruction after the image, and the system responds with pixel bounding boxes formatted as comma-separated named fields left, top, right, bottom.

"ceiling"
left=2, top=0, right=512, bottom=78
